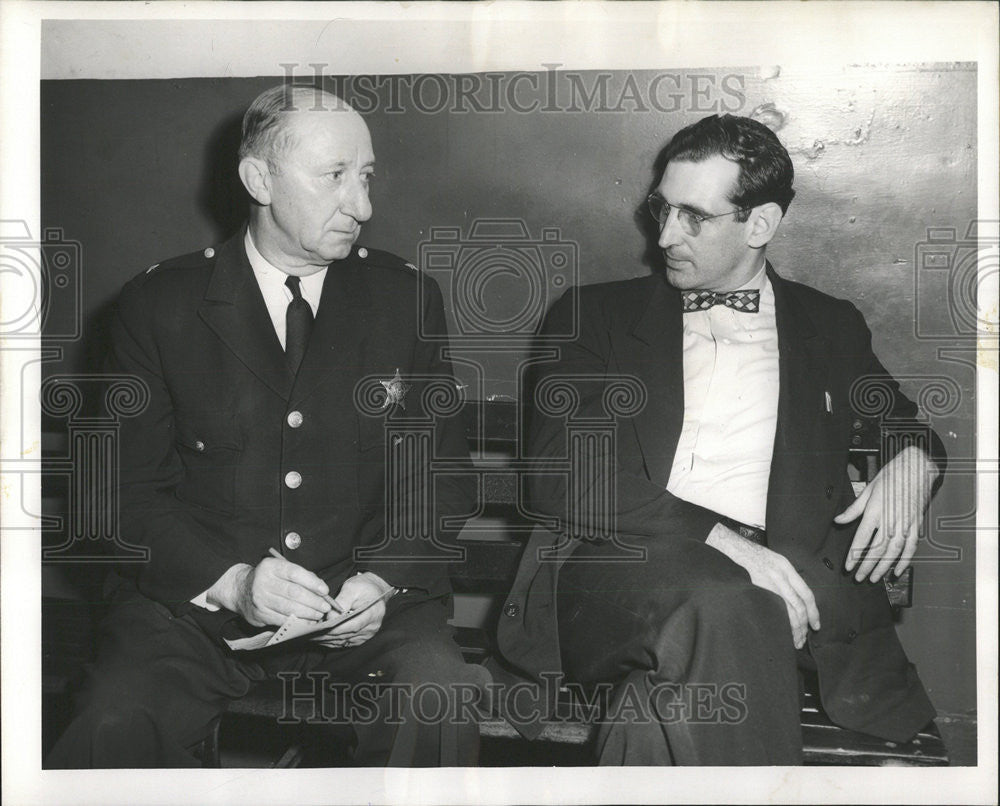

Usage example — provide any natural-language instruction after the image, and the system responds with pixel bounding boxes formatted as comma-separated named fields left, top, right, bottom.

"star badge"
left=379, top=369, right=411, bottom=410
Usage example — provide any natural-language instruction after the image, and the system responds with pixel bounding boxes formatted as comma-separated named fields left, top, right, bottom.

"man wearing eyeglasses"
left=495, top=114, right=944, bottom=765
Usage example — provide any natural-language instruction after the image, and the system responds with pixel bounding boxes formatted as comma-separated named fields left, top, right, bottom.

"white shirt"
left=666, top=266, right=779, bottom=529
left=244, top=229, right=326, bottom=349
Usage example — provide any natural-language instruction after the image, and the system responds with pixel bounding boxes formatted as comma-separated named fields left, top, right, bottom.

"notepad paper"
left=224, top=588, right=394, bottom=651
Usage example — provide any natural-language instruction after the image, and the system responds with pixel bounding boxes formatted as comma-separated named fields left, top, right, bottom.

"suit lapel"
left=624, top=265, right=833, bottom=541
left=290, top=251, right=372, bottom=406
left=198, top=230, right=293, bottom=401
left=628, top=276, right=685, bottom=488
left=766, top=264, right=830, bottom=542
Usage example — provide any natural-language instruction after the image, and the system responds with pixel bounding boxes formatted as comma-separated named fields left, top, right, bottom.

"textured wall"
left=40, top=65, right=977, bottom=714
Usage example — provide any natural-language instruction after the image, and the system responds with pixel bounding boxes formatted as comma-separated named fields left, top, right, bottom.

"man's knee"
left=389, top=639, right=486, bottom=687
left=81, top=696, right=158, bottom=741
left=70, top=661, right=219, bottom=748
left=377, top=640, right=490, bottom=723
left=687, top=582, right=787, bottom=633
left=75, top=663, right=158, bottom=714
left=640, top=581, right=794, bottom=689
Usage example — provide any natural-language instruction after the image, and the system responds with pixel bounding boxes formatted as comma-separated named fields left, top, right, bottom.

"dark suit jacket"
left=107, top=228, right=474, bottom=635
left=496, top=264, right=942, bottom=743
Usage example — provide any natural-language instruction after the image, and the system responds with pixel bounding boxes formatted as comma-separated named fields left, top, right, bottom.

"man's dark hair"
left=662, top=114, right=796, bottom=219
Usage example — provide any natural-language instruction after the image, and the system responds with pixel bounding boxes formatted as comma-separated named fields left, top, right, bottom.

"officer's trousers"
left=46, top=584, right=487, bottom=768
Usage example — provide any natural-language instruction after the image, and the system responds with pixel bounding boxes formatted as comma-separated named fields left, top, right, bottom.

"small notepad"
left=224, top=588, right=394, bottom=651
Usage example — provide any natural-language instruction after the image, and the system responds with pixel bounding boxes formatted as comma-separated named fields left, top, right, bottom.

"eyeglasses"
left=647, top=194, right=749, bottom=237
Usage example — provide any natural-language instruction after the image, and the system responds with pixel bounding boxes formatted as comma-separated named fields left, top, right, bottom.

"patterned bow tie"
left=681, top=289, right=760, bottom=314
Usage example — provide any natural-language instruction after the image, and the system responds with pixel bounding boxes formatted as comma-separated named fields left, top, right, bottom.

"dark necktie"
left=284, top=275, right=313, bottom=374
left=681, top=289, right=760, bottom=314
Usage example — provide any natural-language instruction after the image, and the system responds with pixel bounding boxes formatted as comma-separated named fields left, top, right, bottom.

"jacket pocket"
left=174, top=413, right=242, bottom=515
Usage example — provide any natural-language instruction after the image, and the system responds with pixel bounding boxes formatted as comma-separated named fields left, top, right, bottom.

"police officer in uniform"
left=46, top=85, right=483, bottom=768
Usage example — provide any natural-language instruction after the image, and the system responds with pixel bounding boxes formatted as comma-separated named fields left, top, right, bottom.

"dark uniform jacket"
left=495, top=265, right=943, bottom=743
left=108, top=228, right=474, bottom=634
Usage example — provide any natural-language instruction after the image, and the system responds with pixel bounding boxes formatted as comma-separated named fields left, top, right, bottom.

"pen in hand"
left=268, top=547, right=343, bottom=615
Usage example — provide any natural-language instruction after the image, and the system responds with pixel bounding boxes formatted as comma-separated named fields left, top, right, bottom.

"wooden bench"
left=41, top=399, right=947, bottom=766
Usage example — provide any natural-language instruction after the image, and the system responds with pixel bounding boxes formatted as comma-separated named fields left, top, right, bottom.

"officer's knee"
left=91, top=698, right=158, bottom=737
left=389, top=639, right=467, bottom=681
left=386, top=644, right=490, bottom=716
left=77, top=662, right=161, bottom=707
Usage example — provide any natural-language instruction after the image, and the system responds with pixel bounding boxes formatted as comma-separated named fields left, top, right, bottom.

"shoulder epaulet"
left=141, top=245, right=218, bottom=277
left=353, top=245, right=419, bottom=274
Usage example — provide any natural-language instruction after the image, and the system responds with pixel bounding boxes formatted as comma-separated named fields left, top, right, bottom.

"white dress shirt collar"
left=244, top=229, right=327, bottom=349
left=740, top=263, right=768, bottom=291
left=244, top=230, right=327, bottom=312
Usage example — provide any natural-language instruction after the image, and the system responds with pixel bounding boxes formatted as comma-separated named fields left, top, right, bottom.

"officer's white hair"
left=239, top=85, right=353, bottom=173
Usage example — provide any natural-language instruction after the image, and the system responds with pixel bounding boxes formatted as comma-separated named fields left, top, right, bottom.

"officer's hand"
left=312, top=573, right=394, bottom=649
left=706, top=524, right=821, bottom=650
left=836, top=446, right=938, bottom=582
left=230, top=557, right=334, bottom=628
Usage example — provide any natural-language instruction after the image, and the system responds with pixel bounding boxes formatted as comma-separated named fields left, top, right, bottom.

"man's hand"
left=706, top=524, right=820, bottom=650
left=311, top=572, right=395, bottom=649
left=207, top=557, right=334, bottom=628
left=835, top=446, right=938, bottom=582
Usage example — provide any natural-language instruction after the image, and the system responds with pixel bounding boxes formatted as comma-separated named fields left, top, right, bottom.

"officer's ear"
left=746, top=202, right=783, bottom=248
left=238, top=157, right=272, bottom=206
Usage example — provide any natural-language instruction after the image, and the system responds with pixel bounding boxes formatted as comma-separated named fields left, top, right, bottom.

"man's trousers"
left=557, top=536, right=803, bottom=765
left=46, top=584, right=488, bottom=768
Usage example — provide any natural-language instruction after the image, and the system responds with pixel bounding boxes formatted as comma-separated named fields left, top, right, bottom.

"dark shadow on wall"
left=198, top=109, right=249, bottom=243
